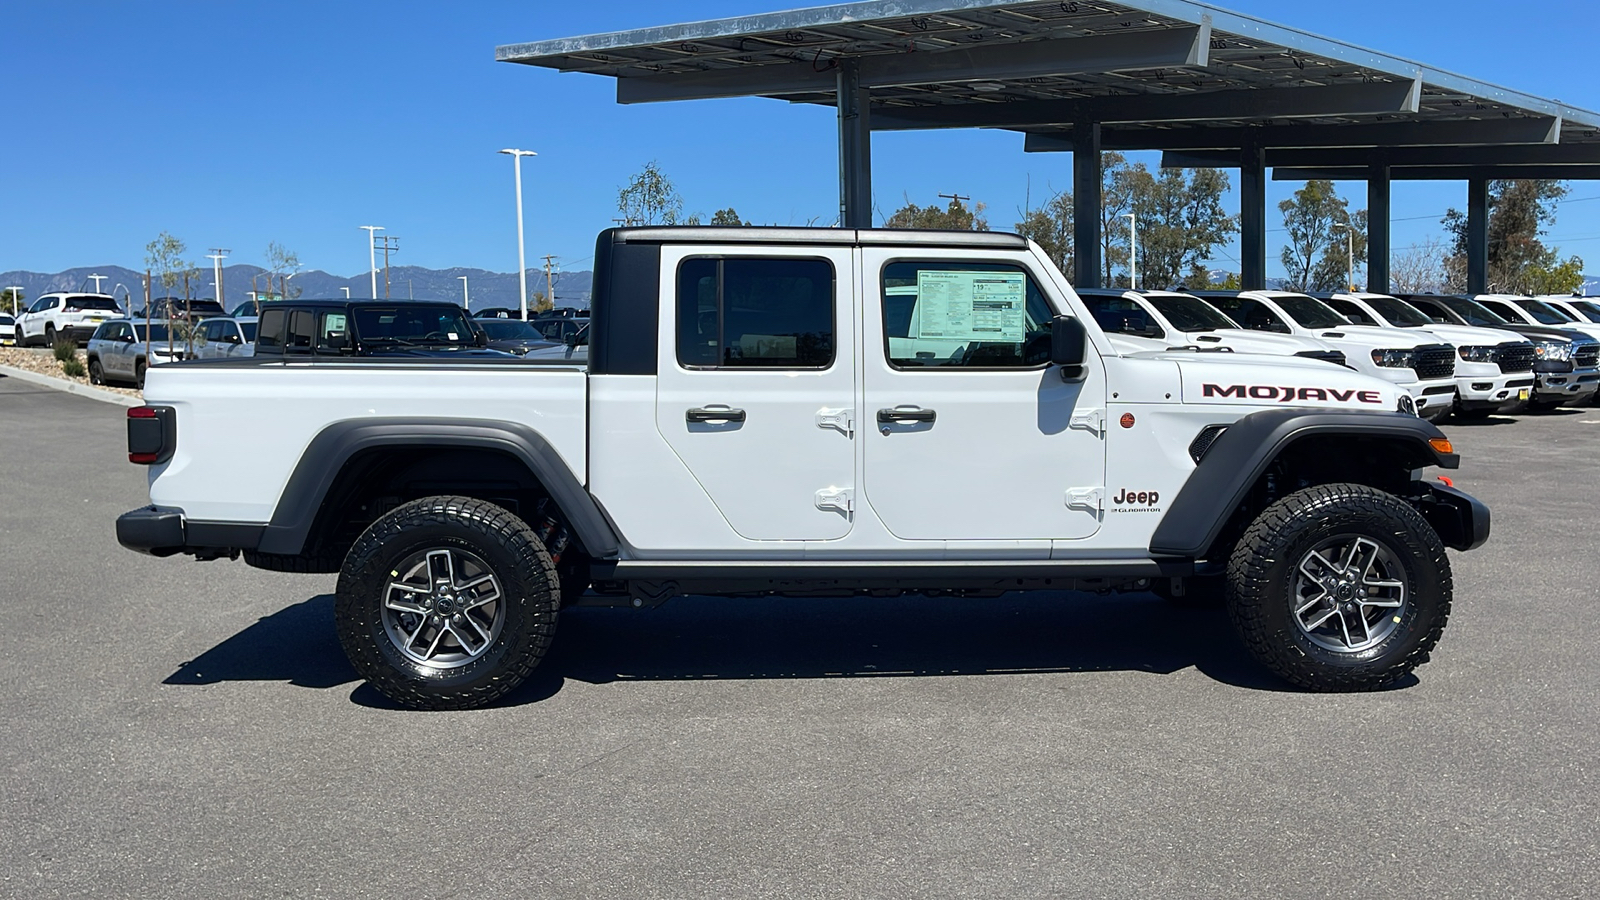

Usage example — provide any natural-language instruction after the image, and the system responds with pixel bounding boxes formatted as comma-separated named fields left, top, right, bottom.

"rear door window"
left=286, top=310, right=316, bottom=353
left=676, top=257, right=835, bottom=369
left=257, top=309, right=286, bottom=352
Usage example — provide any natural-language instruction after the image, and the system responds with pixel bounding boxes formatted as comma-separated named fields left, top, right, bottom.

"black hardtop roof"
left=604, top=225, right=1029, bottom=250
left=262, top=299, right=469, bottom=309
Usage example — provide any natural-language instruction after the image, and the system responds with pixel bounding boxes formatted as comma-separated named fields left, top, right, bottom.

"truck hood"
left=1407, top=323, right=1528, bottom=347
left=1174, top=352, right=1404, bottom=412
left=1180, top=329, right=1336, bottom=355
left=1304, top=326, right=1448, bottom=351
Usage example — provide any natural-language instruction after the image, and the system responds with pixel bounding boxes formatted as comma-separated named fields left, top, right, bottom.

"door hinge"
left=1069, top=407, right=1106, bottom=436
left=1065, top=486, right=1104, bottom=513
left=815, top=407, right=854, bottom=437
left=815, top=487, right=854, bottom=515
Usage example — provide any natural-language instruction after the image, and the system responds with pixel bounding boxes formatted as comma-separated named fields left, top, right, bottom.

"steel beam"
left=1467, top=180, right=1489, bottom=295
left=1273, top=165, right=1600, bottom=180
left=872, top=78, right=1422, bottom=131
left=837, top=59, right=873, bottom=229
left=1240, top=141, right=1267, bottom=291
left=1166, top=142, right=1600, bottom=169
left=1074, top=123, right=1103, bottom=289
left=1367, top=164, right=1391, bottom=294
left=616, top=26, right=1209, bottom=104
left=1023, top=117, right=1563, bottom=153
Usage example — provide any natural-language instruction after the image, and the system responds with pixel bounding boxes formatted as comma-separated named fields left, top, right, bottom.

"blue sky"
left=3, top=0, right=1598, bottom=280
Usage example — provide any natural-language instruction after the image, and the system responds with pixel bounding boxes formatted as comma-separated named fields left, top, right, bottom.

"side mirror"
left=564, top=330, right=580, bottom=348
left=475, top=331, right=489, bottom=347
left=1050, top=316, right=1087, bottom=380
left=121, top=334, right=136, bottom=344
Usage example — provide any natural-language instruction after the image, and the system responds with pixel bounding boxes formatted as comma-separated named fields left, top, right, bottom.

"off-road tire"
left=88, top=358, right=105, bottom=386
left=1226, top=483, right=1451, bottom=691
left=335, top=496, right=559, bottom=710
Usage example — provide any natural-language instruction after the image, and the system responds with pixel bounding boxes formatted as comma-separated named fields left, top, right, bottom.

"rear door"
left=654, top=245, right=857, bottom=541
left=859, top=248, right=1107, bottom=541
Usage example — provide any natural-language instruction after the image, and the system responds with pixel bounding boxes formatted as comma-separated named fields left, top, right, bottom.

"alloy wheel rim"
left=1292, top=535, right=1408, bottom=653
left=380, top=547, right=506, bottom=669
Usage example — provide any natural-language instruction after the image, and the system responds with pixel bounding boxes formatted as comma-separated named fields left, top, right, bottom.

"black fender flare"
left=256, top=418, right=619, bottom=559
left=1149, top=409, right=1461, bottom=558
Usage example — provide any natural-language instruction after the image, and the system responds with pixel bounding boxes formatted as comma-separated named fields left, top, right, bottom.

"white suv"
left=1323, top=293, right=1534, bottom=418
left=1198, top=291, right=1458, bottom=420
left=15, top=292, right=124, bottom=346
left=1078, top=289, right=1347, bottom=366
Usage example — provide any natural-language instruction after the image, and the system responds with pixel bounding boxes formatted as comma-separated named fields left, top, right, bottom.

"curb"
left=0, top=363, right=142, bottom=407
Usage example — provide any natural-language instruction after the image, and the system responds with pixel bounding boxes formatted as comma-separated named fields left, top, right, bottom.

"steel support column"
left=1467, top=179, right=1489, bottom=295
left=837, top=59, right=872, bottom=229
left=1240, top=141, right=1267, bottom=291
left=1367, top=164, right=1391, bottom=294
left=1073, top=122, right=1103, bottom=288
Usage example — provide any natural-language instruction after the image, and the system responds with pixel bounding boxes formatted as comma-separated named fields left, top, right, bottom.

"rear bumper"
left=116, top=505, right=264, bottom=558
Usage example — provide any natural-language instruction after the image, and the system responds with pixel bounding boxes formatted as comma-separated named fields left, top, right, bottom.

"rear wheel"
left=335, top=496, right=560, bottom=710
left=134, top=360, right=147, bottom=388
left=44, top=324, right=56, bottom=347
left=1226, top=483, right=1450, bottom=691
left=88, top=358, right=104, bottom=385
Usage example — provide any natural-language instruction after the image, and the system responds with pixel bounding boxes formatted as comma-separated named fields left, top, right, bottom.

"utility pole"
left=206, top=249, right=229, bottom=307
left=360, top=225, right=384, bottom=298
left=376, top=235, right=399, bottom=299
left=542, top=254, right=557, bottom=312
left=86, top=273, right=107, bottom=294
left=498, top=148, right=537, bottom=320
left=458, top=276, right=469, bottom=309
left=937, top=192, right=971, bottom=205
left=1122, top=212, right=1138, bottom=291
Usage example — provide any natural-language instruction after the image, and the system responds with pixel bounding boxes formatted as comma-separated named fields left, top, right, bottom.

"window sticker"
left=914, top=270, right=1026, bottom=342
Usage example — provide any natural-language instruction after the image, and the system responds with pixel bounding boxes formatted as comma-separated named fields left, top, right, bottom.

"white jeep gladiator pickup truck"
left=117, top=227, right=1489, bottom=709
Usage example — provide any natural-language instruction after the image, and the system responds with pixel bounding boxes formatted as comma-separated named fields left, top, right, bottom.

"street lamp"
left=498, top=148, right=537, bottom=320
left=4, top=286, right=22, bottom=316
left=360, top=225, right=384, bottom=298
left=1332, top=222, right=1355, bottom=292
left=458, top=275, right=470, bottom=309
left=87, top=273, right=107, bottom=294
left=341, top=286, right=351, bottom=299
left=1122, top=212, right=1138, bottom=291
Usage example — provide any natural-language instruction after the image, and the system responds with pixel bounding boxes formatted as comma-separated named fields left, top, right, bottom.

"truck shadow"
left=165, top=591, right=1384, bottom=706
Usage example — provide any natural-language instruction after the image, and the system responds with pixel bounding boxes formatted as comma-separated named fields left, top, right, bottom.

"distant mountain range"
left=0, top=265, right=592, bottom=314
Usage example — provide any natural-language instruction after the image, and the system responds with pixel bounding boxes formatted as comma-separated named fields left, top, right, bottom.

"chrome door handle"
left=877, top=407, right=936, bottom=424
left=686, top=407, right=746, bottom=423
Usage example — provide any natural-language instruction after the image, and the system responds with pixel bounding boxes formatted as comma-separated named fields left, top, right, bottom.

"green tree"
left=1442, top=180, right=1580, bottom=293
left=884, top=195, right=989, bottom=231
left=144, top=232, right=188, bottom=304
left=710, top=208, right=749, bottom=226
left=1278, top=181, right=1364, bottom=293
left=1014, top=187, right=1073, bottom=275
left=1524, top=256, right=1587, bottom=295
left=1130, top=167, right=1237, bottom=291
left=1311, top=208, right=1368, bottom=292
left=618, top=161, right=687, bottom=226
left=266, top=241, right=302, bottom=300
left=1100, top=152, right=1137, bottom=285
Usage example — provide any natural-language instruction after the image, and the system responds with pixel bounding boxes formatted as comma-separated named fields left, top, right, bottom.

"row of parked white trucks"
left=103, top=226, right=1596, bottom=709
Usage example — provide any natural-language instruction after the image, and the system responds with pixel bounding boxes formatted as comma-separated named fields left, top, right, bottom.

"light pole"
left=1121, top=212, right=1138, bottom=291
left=499, top=148, right=537, bottom=320
left=458, top=275, right=469, bottom=309
left=1332, top=222, right=1355, bottom=292
left=87, top=273, right=107, bottom=294
left=360, top=225, right=384, bottom=298
left=284, top=270, right=298, bottom=301
left=206, top=249, right=229, bottom=307
left=5, top=286, right=22, bottom=316
left=341, top=286, right=351, bottom=299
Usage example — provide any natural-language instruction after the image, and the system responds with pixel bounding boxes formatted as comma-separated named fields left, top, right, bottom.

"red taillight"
left=128, top=406, right=157, bottom=419
left=127, top=406, right=169, bottom=464
left=129, top=452, right=159, bottom=464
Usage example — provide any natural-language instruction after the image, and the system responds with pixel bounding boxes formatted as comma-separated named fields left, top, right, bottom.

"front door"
left=654, top=245, right=857, bottom=542
left=859, top=249, right=1107, bottom=541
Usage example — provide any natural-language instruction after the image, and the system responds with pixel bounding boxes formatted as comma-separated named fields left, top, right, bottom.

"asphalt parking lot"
left=2, top=372, right=1597, bottom=899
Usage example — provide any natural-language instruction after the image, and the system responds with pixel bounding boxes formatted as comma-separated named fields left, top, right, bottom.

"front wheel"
left=335, top=496, right=559, bottom=710
left=1226, top=483, right=1451, bottom=691
left=88, top=358, right=105, bottom=385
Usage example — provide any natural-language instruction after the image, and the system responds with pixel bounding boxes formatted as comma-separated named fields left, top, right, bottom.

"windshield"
left=1275, top=295, right=1348, bottom=329
left=1515, top=299, right=1574, bottom=325
left=1365, top=296, right=1435, bottom=327
left=352, top=306, right=478, bottom=345
left=68, top=297, right=120, bottom=311
left=478, top=319, right=545, bottom=340
left=1572, top=301, right=1600, bottom=322
left=1433, top=296, right=1509, bottom=327
left=1146, top=294, right=1239, bottom=331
